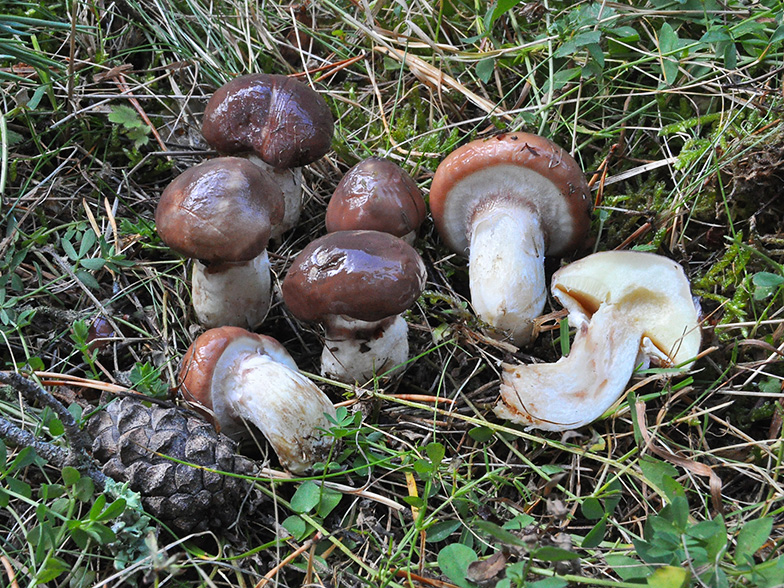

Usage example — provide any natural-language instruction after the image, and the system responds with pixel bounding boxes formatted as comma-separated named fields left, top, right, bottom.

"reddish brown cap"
left=202, top=73, right=334, bottom=169
left=429, top=132, right=591, bottom=257
left=155, top=157, right=285, bottom=263
left=177, top=326, right=296, bottom=416
left=281, top=230, right=426, bottom=323
left=325, top=157, right=426, bottom=238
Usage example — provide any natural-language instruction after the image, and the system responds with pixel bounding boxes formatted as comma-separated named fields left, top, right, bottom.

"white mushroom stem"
left=495, top=302, right=643, bottom=431
left=213, top=347, right=336, bottom=474
left=247, top=155, right=303, bottom=239
left=468, top=202, right=546, bottom=346
left=191, top=251, right=271, bottom=329
left=321, top=315, right=409, bottom=384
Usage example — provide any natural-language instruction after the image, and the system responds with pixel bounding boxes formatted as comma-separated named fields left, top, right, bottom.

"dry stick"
left=0, top=371, right=91, bottom=452
left=0, top=556, right=19, bottom=588
left=255, top=532, right=322, bottom=588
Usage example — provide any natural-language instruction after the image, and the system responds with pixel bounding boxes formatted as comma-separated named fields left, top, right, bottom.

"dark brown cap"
left=325, top=157, right=426, bottom=238
left=281, top=230, right=427, bottom=323
left=155, top=157, right=285, bottom=263
left=202, top=73, right=334, bottom=169
left=429, top=132, right=591, bottom=257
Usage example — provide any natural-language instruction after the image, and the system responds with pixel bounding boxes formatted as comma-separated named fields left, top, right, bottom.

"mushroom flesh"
left=494, top=251, right=702, bottom=431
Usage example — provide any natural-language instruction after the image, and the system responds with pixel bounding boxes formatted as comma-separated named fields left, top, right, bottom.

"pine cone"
left=87, top=397, right=259, bottom=535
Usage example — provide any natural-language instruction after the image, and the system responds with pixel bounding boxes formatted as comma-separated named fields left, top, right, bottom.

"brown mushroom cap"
left=325, top=157, right=426, bottom=238
left=202, top=73, right=334, bottom=169
left=177, top=326, right=296, bottom=416
left=281, top=230, right=427, bottom=323
left=429, top=132, right=591, bottom=257
left=155, top=157, right=285, bottom=263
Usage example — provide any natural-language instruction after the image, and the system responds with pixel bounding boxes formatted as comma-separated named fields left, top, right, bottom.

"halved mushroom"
left=494, top=251, right=702, bottom=431
left=178, top=326, right=336, bottom=474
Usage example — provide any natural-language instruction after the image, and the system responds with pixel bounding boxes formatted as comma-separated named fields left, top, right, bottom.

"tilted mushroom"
left=281, top=230, right=427, bottom=384
left=325, top=157, right=427, bottom=244
left=494, top=251, right=702, bottom=431
left=178, top=326, right=336, bottom=474
left=202, top=73, right=334, bottom=237
left=155, top=157, right=284, bottom=329
left=429, top=132, right=591, bottom=346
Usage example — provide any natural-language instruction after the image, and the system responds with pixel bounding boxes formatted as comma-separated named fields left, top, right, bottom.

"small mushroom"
left=429, top=132, right=591, bottom=345
left=281, top=230, right=427, bottom=384
left=325, top=157, right=427, bottom=244
left=155, top=157, right=284, bottom=329
left=201, top=73, right=334, bottom=237
left=494, top=251, right=702, bottom=431
left=178, top=326, right=336, bottom=474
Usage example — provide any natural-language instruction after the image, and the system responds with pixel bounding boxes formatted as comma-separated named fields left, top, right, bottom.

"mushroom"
left=494, top=251, right=702, bottom=431
left=281, top=230, right=427, bottom=384
left=429, top=132, right=591, bottom=346
left=155, top=157, right=284, bottom=329
left=325, top=157, right=427, bottom=244
left=201, top=73, right=334, bottom=237
left=178, top=326, right=336, bottom=474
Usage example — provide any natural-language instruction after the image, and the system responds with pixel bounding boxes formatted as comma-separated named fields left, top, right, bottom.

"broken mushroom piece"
left=325, top=157, right=427, bottom=244
left=178, top=326, right=336, bottom=474
left=201, top=73, right=334, bottom=237
left=155, top=157, right=284, bottom=329
left=281, top=230, right=427, bottom=384
left=494, top=251, right=702, bottom=431
left=429, top=132, right=591, bottom=346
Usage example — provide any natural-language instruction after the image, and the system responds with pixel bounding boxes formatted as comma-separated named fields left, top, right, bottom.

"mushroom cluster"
left=150, top=69, right=703, bottom=476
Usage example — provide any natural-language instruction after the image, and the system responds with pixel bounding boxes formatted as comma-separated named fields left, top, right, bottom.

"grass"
left=1, top=0, right=784, bottom=586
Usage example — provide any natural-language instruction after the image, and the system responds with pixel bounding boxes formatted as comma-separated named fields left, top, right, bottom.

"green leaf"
left=529, top=578, right=568, bottom=588
left=647, top=565, right=690, bottom=588
left=735, top=516, right=773, bottom=563
left=532, top=546, right=580, bottom=561
left=581, top=496, right=604, bottom=520
left=88, top=493, right=107, bottom=520
left=282, top=515, right=309, bottom=541
left=437, top=544, right=478, bottom=588
left=474, top=520, right=528, bottom=547
left=79, top=257, right=105, bottom=271
left=658, top=23, right=680, bottom=84
left=425, top=442, right=445, bottom=467
left=476, top=58, right=494, bottom=84
left=61, top=238, right=79, bottom=261
left=770, top=24, right=784, bottom=46
left=95, top=497, right=126, bottom=522
left=78, top=230, right=96, bottom=258
left=604, top=554, right=650, bottom=581
left=61, top=466, right=80, bottom=486
left=426, top=519, right=462, bottom=543
left=639, top=456, right=678, bottom=492
left=316, top=487, right=341, bottom=518
left=75, top=269, right=101, bottom=290
left=581, top=516, right=607, bottom=548
left=8, top=446, right=36, bottom=474
left=468, top=426, right=494, bottom=443
left=490, top=0, right=524, bottom=22
left=290, top=481, right=321, bottom=514
left=108, top=104, right=144, bottom=129
left=47, top=417, right=64, bottom=437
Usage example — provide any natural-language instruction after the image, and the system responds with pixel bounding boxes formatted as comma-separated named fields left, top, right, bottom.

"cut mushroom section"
left=178, top=326, right=336, bottom=474
left=495, top=251, right=702, bottom=431
left=429, top=132, right=591, bottom=345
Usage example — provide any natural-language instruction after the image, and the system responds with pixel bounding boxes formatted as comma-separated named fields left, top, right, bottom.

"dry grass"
left=1, top=1, right=784, bottom=586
